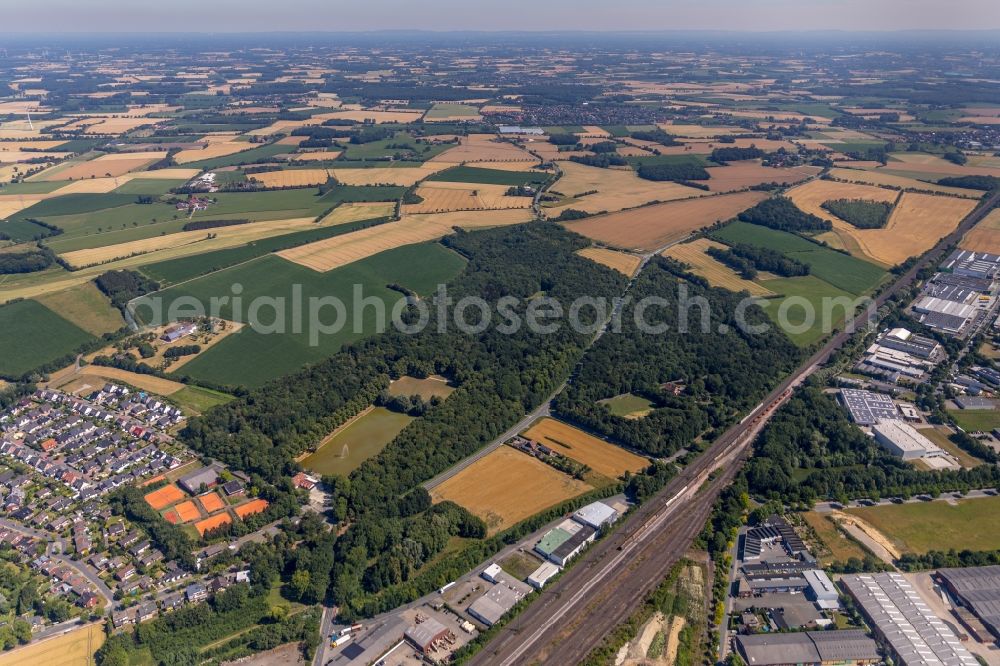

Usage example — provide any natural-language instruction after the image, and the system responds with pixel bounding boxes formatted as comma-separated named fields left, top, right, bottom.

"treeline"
left=744, top=387, right=1000, bottom=505
left=636, top=162, right=710, bottom=183
left=630, top=129, right=681, bottom=146
left=181, top=218, right=250, bottom=232
left=0, top=246, right=55, bottom=274
left=706, top=243, right=810, bottom=279
left=738, top=196, right=832, bottom=232
left=95, top=269, right=160, bottom=312
left=821, top=198, right=893, bottom=230
left=569, top=153, right=628, bottom=168
left=710, top=146, right=764, bottom=163
left=937, top=175, right=1000, bottom=191
left=552, top=257, right=801, bottom=457
left=163, top=344, right=201, bottom=359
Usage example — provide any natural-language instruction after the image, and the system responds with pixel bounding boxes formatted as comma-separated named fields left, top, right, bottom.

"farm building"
left=404, top=617, right=451, bottom=654
left=161, top=322, right=198, bottom=343
left=937, top=566, right=1000, bottom=642
left=572, top=501, right=619, bottom=530
left=840, top=573, right=978, bottom=666
left=527, top=562, right=560, bottom=590
left=178, top=466, right=220, bottom=494
left=735, top=630, right=879, bottom=666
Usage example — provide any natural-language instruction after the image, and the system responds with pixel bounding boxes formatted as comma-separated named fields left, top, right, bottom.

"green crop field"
left=180, top=142, right=288, bottom=170
left=139, top=216, right=392, bottom=285
left=113, top=178, right=189, bottom=195
left=427, top=166, right=549, bottom=187
left=713, top=222, right=886, bottom=295
left=0, top=300, right=96, bottom=378
left=424, top=103, right=479, bottom=119
left=167, top=385, right=234, bottom=414
left=758, top=275, right=857, bottom=347
left=34, top=281, right=124, bottom=336
left=338, top=131, right=452, bottom=161
left=948, top=409, right=1000, bottom=433
left=149, top=242, right=466, bottom=386
left=847, top=496, right=1000, bottom=554
left=300, top=407, right=414, bottom=476
left=0, top=219, right=57, bottom=242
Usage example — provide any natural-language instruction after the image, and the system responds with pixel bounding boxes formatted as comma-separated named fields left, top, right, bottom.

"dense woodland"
left=0, top=247, right=55, bottom=275
left=552, top=257, right=801, bottom=457
left=821, top=198, right=894, bottom=229
left=706, top=243, right=810, bottom=279
left=737, top=196, right=833, bottom=232
left=636, top=162, right=710, bottom=182
left=95, top=269, right=160, bottom=313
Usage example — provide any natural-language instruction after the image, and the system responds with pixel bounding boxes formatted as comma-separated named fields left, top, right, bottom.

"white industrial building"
left=913, top=296, right=978, bottom=321
left=527, top=562, right=560, bottom=589
left=803, top=569, right=839, bottom=610
left=572, top=501, right=619, bottom=530
left=481, top=563, right=503, bottom=584
left=872, top=421, right=938, bottom=459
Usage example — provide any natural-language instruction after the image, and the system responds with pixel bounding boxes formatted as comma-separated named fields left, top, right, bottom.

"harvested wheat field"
left=705, top=161, right=819, bottom=192
left=144, top=484, right=185, bottom=510
left=884, top=153, right=1000, bottom=178
left=522, top=417, right=648, bottom=479
left=961, top=208, right=1000, bottom=253
left=78, top=117, right=161, bottom=134
left=60, top=217, right=319, bottom=268
left=317, top=109, right=424, bottom=124
left=404, top=181, right=532, bottom=213
left=662, top=238, right=775, bottom=296
left=44, top=151, right=166, bottom=181
left=51, top=365, right=186, bottom=395
left=838, top=192, right=976, bottom=265
left=430, top=445, right=593, bottom=534
left=429, top=134, right=537, bottom=163
left=330, top=164, right=447, bottom=186
left=827, top=167, right=983, bottom=198
left=195, top=513, right=232, bottom=536
left=234, top=498, right=269, bottom=519
left=0, top=193, right=50, bottom=218
left=787, top=179, right=899, bottom=222
left=251, top=168, right=331, bottom=188
left=287, top=150, right=342, bottom=161
left=562, top=191, right=767, bottom=252
left=405, top=208, right=534, bottom=229
left=657, top=123, right=744, bottom=138
left=576, top=247, right=643, bottom=276
left=174, top=500, right=201, bottom=523
left=197, top=492, right=227, bottom=514
left=546, top=161, right=707, bottom=216
left=318, top=201, right=395, bottom=225
left=173, top=140, right=251, bottom=164
left=0, top=621, right=105, bottom=666
left=0, top=150, right=69, bottom=163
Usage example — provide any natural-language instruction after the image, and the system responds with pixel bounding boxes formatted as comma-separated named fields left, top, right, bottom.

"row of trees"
left=706, top=243, right=810, bottom=279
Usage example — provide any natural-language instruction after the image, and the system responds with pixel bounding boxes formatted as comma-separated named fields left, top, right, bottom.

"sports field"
left=234, top=498, right=269, bottom=519
left=0, top=300, right=96, bottom=378
left=430, top=446, right=594, bottom=534
left=562, top=191, right=764, bottom=251
left=662, top=238, right=775, bottom=296
left=144, top=483, right=186, bottom=510
left=195, top=513, right=232, bottom=536
left=522, top=417, right=649, bottom=479
left=198, top=492, right=227, bottom=514
left=0, top=621, right=105, bottom=666
left=846, top=496, right=1000, bottom=554
left=576, top=247, right=643, bottom=276
left=301, top=407, right=414, bottom=477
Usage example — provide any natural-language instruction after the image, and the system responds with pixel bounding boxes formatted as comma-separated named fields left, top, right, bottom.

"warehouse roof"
left=736, top=630, right=879, bottom=666
left=938, top=566, right=1000, bottom=639
left=573, top=501, right=618, bottom=529
left=808, top=629, right=880, bottom=662
left=404, top=617, right=448, bottom=651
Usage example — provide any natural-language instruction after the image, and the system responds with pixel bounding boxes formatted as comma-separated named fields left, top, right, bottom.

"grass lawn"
left=500, top=550, right=544, bottom=580
left=598, top=392, right=654, bottom=418
left=427, top=165, right=549, bottom=187
left=151, top=242, right=466, bottom=386
left=33, top=280, right=124, bottom=336
left=846, top=495, right=1000, bottom=554
left=948, top=409, right=1000, bottom=433
left=300, top=407, right=414, bottom=476
left=916, top=426, right=985, bottom=468
left=757, top=275, right=856, bottom=347
left=801, top=511, right=871, bottom=565
left=0, top=300, right=95, bottom=377
left=168, top=385, right=234, bottom=414
left=714, top=222, right=886, bottom=295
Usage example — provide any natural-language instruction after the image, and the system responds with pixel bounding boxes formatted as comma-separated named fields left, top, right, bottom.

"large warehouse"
left=840, top=573, right=979, bottom=666
left=872, top=421, right=941, bottom=460
left=840, top=389, right=901, bottom=426
left=735, top=629, right=880, bottom=666
left=937, top=566, right=1000, bottom=642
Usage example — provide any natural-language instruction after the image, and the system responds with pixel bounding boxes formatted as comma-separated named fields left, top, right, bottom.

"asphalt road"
left=470, top=189, right=1000, bottom=665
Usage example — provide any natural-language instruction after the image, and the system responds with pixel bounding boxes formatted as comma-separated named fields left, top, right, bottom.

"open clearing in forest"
left=598, top=393, right=655, bottom=419
left=705, top=161, right=818, bottom=192
left=961, top=208, right=1000, bottom=253
left=522, top=417, right=648, bottom=479
left=562, top=191, right=766, bottom=252
left=388, top=375, right=455, bottom=400
left=661, top=238, right=776, bottom=296
left=846, top=496, right=1000, bottom=554
left=576, top=247, right=643, bottom=276
left=545, top=161, right=707, bottom=217
left=430, top=445, right=593, bottom=534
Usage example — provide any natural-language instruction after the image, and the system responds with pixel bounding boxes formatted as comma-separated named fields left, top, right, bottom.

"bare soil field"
left=576, top=247, right=643, bottom=276
left=960, top=208, right=1000, bottom=253
left=561, top=191, right=766, bottom=252
left=828, top=167, right=984, bottom=198
left=428, top=134, right=537, bottom=163
left=522, top=417, right=648, bottom=479
left=404, top=181, right=531, bottom=213
left=545, top=161, right=707, bottom=216
left=430, top=445, right=593, bottom=534
left=661, top=238, right=775, bottom=296
left=705, top=161, right=818, bottom=192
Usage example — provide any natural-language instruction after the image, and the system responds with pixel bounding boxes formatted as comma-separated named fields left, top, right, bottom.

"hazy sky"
left=2, top=0, right=999, bottom=32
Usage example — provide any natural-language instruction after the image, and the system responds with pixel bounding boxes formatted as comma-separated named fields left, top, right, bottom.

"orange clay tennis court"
left=144, top=484, right=185, bottom=510
left=174, top=500, right=201, bottom=523
left=195, top=513, right=232, bottom=536
left=234, top=499, right=269, bottom=519
left=198, top=493, right=226, bottom=514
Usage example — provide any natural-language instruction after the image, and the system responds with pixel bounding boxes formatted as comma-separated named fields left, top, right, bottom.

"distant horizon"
left=3, top=0, right=1000, bottom=34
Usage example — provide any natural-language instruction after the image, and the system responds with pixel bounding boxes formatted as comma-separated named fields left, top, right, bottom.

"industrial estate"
left=1, top=17, right=1000, bottom=666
